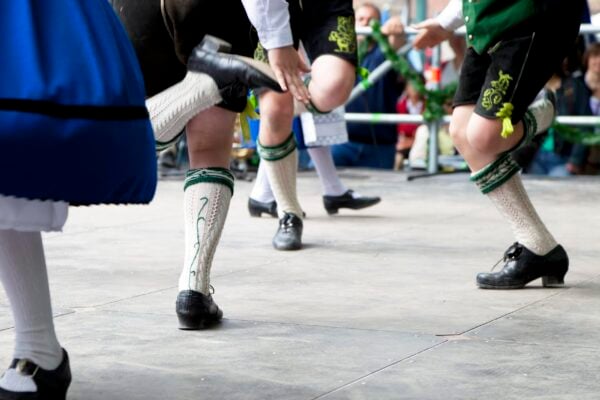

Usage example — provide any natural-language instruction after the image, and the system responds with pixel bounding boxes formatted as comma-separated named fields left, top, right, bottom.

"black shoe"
left=323, top=190, right=381, bottom=215
left=248, top=198, right=278, bottom=218
left=187, top=36, right=282, bottom=95
left=0, top=349, right=71, bottom=400
left=273, top=213, right=303, bottom=251
left=476, top=243, right=568, bottom=289
left=176, top=290, right=223, bottom=330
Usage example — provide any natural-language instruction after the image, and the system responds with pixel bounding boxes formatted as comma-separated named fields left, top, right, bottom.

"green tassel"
left=240, top=93, right=260, bottom=142
left=357, top=66, right=370, bottom=89
left=496, top=103, right=514, bottom=138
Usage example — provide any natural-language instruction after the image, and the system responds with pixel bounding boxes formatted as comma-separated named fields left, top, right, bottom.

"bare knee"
left=465, top=118, right=503, bottom=155
left=260, top=91, right=294, bottom=125
left=449, top=119, right=470, bottom=154
left=309, top=56, right=355, bottom=110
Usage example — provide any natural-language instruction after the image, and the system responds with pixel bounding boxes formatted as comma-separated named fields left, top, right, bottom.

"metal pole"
left=415, top=0, right=427, bottom=22
left=344, top=113, right=600, bottom=126
left=426, top=44, right=442, bottom=174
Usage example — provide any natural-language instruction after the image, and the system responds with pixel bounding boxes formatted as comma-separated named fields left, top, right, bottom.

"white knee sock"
left=0, top=230, right=62, bottom=391
left=471, top=154, right=558, bottom=255
left=249, top=162, right=275, bottom=203
left=146, top=72, right=222, bottom=149
left=179, top=169, right=233, bottom=295
left=258, top=134, right=303, bottom=218
left=307, top=146, right=347, bottom=196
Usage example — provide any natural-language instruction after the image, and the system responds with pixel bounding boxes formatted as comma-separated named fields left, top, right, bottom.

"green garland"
left=551, top=122, right=600, bottom=146
left=367, top=20, right=457, bottom=122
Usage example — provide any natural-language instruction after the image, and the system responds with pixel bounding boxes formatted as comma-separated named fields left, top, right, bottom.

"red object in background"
left=396, top=96, right=421, bottom=138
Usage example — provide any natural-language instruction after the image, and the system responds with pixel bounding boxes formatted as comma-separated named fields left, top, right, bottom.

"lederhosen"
left=454, top=0, right=585, bottom=123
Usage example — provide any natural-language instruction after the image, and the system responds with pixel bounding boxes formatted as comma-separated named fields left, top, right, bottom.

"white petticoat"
left=0, top=195, right=68, bottom=232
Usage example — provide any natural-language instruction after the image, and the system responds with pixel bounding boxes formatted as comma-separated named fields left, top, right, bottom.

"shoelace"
left=491, top=242, right=523, bottom=271
left=280, top=214, right=298, bottom=231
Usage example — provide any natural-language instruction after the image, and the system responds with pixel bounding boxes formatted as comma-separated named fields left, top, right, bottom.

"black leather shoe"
left=0, top=349, right=71, bottom=400
left=187, top=37, right=282, bottom=95
left=323, top=190, right=381, bottom=215
left=248, top=198, right=278, bottom=218
left=176, top=290, right=223, bottom=330
left=477, top=243, right=568, bottom=289
left=273, top=213, right=303, bottom=251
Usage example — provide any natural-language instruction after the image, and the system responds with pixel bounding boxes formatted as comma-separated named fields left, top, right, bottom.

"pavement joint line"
left=90, top=286, right=177, bottom=308
left=310, top=339, right=449, bottom=400
left=454, top=289, right=569, bottom=337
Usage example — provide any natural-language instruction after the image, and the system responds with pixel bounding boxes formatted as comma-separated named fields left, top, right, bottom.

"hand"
left=381, top=16, right=406, bottom=51
left=411, top=19, right=453, bottom=50
left=267, top=46, right=311, bottom=103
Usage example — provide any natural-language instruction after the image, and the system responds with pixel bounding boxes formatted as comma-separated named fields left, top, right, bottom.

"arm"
left=240, top=0, right=292, bottom=50
left=436, top=0, right=464, bottom=32
left=412, top=0, right=462, bottom=50
left=240, top=0, right=310, bottom=102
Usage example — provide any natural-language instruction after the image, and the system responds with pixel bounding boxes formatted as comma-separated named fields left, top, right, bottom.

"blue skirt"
left=0, top=0, right=156, bottom=205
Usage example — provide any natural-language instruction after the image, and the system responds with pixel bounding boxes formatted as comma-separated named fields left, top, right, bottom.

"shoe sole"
left=325, top=199, right=381, bottom=215
left=477, top=276, right=566, bottom=289
left=231, top=55, right=280, bottom=90
left=177, top=316, right=222, bottom=330
left=272, top=242, right=302, bottom=251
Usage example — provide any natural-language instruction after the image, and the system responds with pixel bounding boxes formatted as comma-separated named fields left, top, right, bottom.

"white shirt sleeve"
left=241, top=0, right=294, bottom=50
left=435, top=0, right=464, bottom=32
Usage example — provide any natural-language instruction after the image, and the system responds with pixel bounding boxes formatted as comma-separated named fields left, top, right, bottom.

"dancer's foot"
left=151, top=35, right=282, bottom=150
left=0, top=349, right=71, bottom=400
left=273, top=213, right=303, bottom=251
left=187, top=36, right=282, bottom=95
left=248, top=198, right=278, bottom=218
left=476, top=243, right=568, bottom=289
left=176, top=290, right=223, bottom=330
left=323, top=190, right=381, bottom=215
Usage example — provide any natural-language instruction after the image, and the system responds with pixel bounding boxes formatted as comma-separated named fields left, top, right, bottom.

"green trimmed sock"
left=257, top=133, right=303, bottom=218
left=471, top=155, right=557, bottom=255
left=179, top=168, right=234, bottom=294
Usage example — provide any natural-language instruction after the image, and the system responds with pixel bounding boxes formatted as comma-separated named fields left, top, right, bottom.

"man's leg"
left=450, top=106, right=566, bottom=289
left=0, top=230, right=70, bottom=398
left=307, top=146, right=381, bottom=215
left=176, top=107, right=236, bottom=329
left=248, top=161, right=278, bottom=218
left=257, top=91, right=304, bottom=250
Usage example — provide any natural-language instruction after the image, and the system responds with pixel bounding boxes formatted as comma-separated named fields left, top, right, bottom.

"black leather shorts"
left=453, top=1, right=584, bottom=123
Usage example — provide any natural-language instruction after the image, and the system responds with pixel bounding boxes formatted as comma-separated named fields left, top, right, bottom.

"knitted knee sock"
left=249, top=162, right=275, bottom=203
left=257, top=133, right=303, bottom=218
left=0, top=230, right=62, bottom=392
left=146, top=72, right=222, bottom=150
left=178, top=168, right=234, bottom=295
left=514, top=92, right=556, bottom=151
left=307, top=146, right=347, bottom=196
left=471, top=153, right=558, bottom=255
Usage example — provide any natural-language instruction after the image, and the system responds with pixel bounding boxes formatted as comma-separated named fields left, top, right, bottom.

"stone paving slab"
left=0, top=310, right=442, bottom=400
left=0, top=170, right=598, bottom=399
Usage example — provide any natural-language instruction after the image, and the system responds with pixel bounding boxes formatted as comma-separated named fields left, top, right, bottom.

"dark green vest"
left=463, top=0, right=537, bottom=53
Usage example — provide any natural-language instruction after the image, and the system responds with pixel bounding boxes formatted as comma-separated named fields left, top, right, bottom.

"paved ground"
left=1, top=169, right=599, bottom=399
